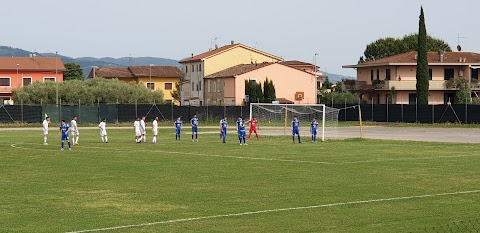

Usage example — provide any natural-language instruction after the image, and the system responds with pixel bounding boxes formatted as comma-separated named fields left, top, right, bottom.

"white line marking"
left=9, top=143, right=480, bottom=165
left=66, top=189, right=480, bottom=233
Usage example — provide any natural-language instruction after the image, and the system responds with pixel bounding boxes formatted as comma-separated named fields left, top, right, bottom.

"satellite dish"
left=457, top=45, right=462, bottom=52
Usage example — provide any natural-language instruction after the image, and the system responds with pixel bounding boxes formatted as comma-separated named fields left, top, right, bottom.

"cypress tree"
left=416, top=7, right=429, bottom=104
left=263, top=78, right=270, bottom=103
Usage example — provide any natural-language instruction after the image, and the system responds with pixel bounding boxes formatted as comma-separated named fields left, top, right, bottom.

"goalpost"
left=249, top=103, right=340, bottom=141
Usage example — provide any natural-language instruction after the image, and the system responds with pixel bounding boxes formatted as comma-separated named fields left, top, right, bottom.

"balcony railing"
left=342, top=79, right=480, bottom=91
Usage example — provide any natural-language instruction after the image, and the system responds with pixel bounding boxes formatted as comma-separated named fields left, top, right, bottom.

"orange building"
left=0, top=57, right=65, bottom=104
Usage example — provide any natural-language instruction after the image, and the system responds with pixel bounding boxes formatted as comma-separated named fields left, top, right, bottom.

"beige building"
left=343, top=51, right=480, bottom=104
left=179, top=41, right=283, bottom=106
left=205, top=63, right=317, bottom=106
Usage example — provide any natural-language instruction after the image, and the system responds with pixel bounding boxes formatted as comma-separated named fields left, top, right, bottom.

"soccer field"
left=1, top=129, right=480, bottom=233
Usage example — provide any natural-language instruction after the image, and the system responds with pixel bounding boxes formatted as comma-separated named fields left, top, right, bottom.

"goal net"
left=249, top=103, right=340, bottom=141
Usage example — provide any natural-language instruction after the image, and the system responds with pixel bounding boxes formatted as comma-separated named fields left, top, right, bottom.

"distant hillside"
left=321, top=71, right=355, bottom=83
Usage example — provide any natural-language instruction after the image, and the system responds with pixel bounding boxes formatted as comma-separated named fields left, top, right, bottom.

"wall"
left=0, top=70, right=64, bottom=101
left=234, top=64, right=316, bottom=106
left=137, top=76, right=180, bottom=102
left=204, top=46, right=282, bottom=76
left=204, top=78, right=224, bottom=105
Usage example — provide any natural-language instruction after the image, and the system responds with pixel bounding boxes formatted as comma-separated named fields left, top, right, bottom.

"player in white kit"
left=42, top=116, right=50, bottom=145
left=152, top=116, right=159, bottom=144
left=134, top=117, right=141, bottom=143
left=140, top=116, right=147, bottom=143
left=98, top=119, right=108, bottom=143
left=71, top=116, right=79, bottom=145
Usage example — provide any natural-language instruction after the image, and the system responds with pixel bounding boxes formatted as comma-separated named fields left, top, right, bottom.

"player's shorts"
left=61, top=134, right=69, bottom=141
left=249, top=128, right=257, bottom=133
left=153, top=129, right=158, bottom=136
left=140, top=129, right=146, bottom=135
left=176, top=128, right=181, bottom=134
left=312, top=129, right=317, bottom=135
left=72, top=130, right=79, bottom=136
left=135, top=129, right=141, bottom=137
left=240, top=130, right=246, bottom=137
left=292, top=128, right=300, bottom=135
left=100, top=130, right=107, bottom=137
left=192, top=126, right=198, bottom=133
left=43, top=129, right=48, bottom=135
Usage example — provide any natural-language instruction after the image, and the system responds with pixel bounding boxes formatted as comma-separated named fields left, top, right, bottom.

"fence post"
left=344, top=98, right=346, bottom=121
left=206, top=104, right=209, bottom=123
left=465, top=97, right=468, bottom=123
left=401, top=103, right=404, bottom=122
left=386, top=98, right=389, bottom=122
left=97, top=99, right=100, bottom=123
left=371, top=98, right=374, bottom=121
left=78, top=99, right=81, bottom=124
left=171, top=101, right=174, bottom=121
left=21, top=99, right=24, bottom=123
left=415, top=98, right=418, bottom=123
left=432, top=104, right=434, bottom=123
left=135, top=99, right=138, bottom=118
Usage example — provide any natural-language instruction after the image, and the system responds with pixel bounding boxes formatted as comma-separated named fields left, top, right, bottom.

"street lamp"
left=55, top=51, right=58, bottom=107
left=16, top=64, right=19, bottom=82
left=149, top=64, right=153, bottom=84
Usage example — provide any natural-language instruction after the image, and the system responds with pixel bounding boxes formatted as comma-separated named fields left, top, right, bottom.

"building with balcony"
left=342, top=51, right=480, bottom=104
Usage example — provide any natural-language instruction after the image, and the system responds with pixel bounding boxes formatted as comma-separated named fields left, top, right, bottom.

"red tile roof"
left=179, top=43, right=283, bottom=63
left=205, top=63, right=273, bottom=79
left=0, top=57, right=65, bottom=71
left=344, top=51, right=480, bottom=68
left=128, top=66, right=183, bottom=78
left=281, top=60, right=314, bottom=66
left=89, top=66, right=183, bottom=78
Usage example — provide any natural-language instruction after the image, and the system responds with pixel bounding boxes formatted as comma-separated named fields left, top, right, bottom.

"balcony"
left=373, top=80, right=480, bottom=91
left=342, top=80, right=368, bottom=91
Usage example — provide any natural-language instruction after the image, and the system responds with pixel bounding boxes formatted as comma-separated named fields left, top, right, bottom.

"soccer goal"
left=249, top=103, right=340, bottom=141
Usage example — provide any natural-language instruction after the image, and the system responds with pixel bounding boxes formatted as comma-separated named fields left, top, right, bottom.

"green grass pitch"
left=1, top=128, right=480, bottom=232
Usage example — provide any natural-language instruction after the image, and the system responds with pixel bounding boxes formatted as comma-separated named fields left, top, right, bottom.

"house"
left=179, top=41, right=283, bottom=106
left=88, top=66, right=183, bottom=104
left=0, top=57, right=65, bottom=104
left=204, top=62, right=317, bottom=106
left=281, top=60, right=326, bottom=89
left=342, top=51, right=480, bottom=104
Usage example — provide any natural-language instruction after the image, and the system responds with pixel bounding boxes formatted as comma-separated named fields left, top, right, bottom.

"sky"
left=1, top=0, right=479, bottom=77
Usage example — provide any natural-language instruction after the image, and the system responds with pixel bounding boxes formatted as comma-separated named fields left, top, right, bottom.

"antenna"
left=457, top=33, right=467, bottom=51
left=128, top=53, right=134, bottom=66
left=211, top=36, right=220, bottom=50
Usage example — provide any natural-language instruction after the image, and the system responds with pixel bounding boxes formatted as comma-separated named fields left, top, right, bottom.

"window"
left=472, top=68, right=479, bottom=80
left=22, top=77, right=32, bottom=86
left=429, top=69, right=433, bottom=80
left=199, top=64, right=202, bottom=72
left=213, top=81, right=217, bottom=92
left=386, top=69, right=391, bottom=80
left=192, top=81, right=195, bottom=91
left=44, top=77, right=56, bottom=82
left=409, top=93, right=417, bottom=105
left=199, top=81, right=201, bottom=91
left=217, top=80, right=221, bottom=92
left=185, top=65, right=188, bottom=73
left=444, top=68, right=454, bottom=80
left=192, top=65, right=194, bottom=72
left=0, top=77, right=11, bottom=87
left=370, top=70, right=374, bottom=81
left=207, top=80, right=211, bottom=92
left=147, top=83, right=155, bottom=90
left=164, top=83, right=173, bottom=91
left=376, top=69, right=380, bottom=80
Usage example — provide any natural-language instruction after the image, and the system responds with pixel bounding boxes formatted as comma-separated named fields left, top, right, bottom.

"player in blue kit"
left=174, top=117, right=182, bottom=140
left=236, top=116, right=242, bottom=142
left=59, top=120, right=72, bottom=150
left=220, top=117, right=228, bottom=143
left=191, top=114, right=199, bottom=142
left=311, top=117, right=319, bottom=142
left=291, top=116, right=301, bottom=143
left=238, top=117, right=247, bottom=145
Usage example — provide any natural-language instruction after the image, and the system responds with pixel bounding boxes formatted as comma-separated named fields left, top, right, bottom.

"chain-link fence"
left=0, top=102, right=250, bottom=124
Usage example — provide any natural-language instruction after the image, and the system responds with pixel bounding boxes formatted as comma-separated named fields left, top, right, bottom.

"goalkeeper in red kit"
left=247, top=117, right=259, bottom=141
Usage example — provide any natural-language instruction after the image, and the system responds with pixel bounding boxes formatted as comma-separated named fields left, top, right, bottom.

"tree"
left=360, top=34, right=451, bottom=63
left=322, top=77, right=333, bottom=89
left=416, top=7, right=429, bottom=105
left=171, top=81, right=181, bottom=104
left=263, top=78, right=276, bottom=103
left=455, top=77, right=472, bottom=104
left=63, top=62, right=84, bottom=81
left=318, top=92, right=358, bottom=105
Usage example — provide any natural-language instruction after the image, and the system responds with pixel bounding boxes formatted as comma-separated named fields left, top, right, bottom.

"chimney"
left=191, top=53, right=194, bottom=58
left=215, top=44, right=218, bottom=49
left=231, top=40, right=234, bottom=45
left=438, top=50, right=445, bottom=63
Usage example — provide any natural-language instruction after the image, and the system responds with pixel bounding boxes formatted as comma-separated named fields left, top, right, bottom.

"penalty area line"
left=65, top=189, right=480, bottom=233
